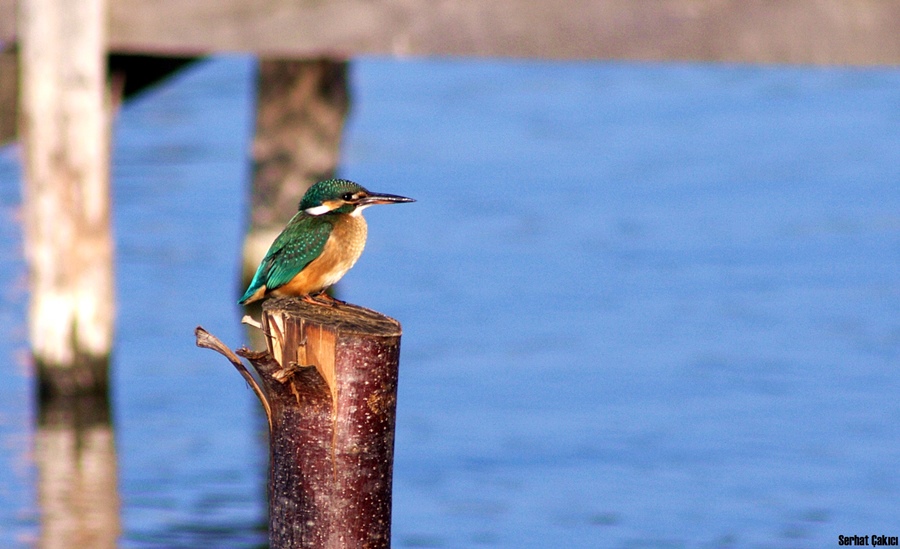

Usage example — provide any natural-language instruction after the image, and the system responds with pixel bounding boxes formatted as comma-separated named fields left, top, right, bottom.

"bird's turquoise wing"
left=265, top=217, right=334, bottom=289
left=239, top=214, right=333, bottom=303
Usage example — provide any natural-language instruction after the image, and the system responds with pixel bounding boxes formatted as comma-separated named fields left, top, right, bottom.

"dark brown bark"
left=196, top=297, right=402, bottom=548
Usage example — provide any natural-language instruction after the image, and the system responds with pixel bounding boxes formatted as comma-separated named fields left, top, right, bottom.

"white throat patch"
left=349, top=204, right=372, bottom=217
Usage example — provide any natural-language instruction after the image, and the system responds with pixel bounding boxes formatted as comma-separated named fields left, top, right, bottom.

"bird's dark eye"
left=342, top=192, right=356, bottom=201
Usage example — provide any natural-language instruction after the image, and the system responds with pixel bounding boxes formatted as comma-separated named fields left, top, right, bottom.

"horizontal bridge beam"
left=2, top=0, right=899, bottom=65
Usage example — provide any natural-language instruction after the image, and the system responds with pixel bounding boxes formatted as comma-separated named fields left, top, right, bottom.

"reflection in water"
left=36, top=395, right=119, bottom=549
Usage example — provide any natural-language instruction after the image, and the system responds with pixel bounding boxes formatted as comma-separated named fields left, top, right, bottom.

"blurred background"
left=1, top=2, right=899, bottom=548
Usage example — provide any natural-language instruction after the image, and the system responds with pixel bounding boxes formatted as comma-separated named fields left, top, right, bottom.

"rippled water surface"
left=1, top=57, right=898, bottom=548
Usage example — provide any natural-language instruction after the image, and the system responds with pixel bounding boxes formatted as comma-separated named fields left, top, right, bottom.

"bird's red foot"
left=301, top=294, right=330, bottom=306
left=302, top=292, right=343, bottom=307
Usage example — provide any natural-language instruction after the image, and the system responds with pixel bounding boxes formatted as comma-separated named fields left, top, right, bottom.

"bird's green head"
left=299, top=178, right=415, bottom=216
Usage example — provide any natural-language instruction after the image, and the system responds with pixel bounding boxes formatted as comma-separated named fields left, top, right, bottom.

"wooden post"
left=0, top=46, right=16, bottom=146
left=242, top=58, right=350, bottom=286
left=17, top=0, right=115, bottom=396
left=196, top=297, right=402, bottom=548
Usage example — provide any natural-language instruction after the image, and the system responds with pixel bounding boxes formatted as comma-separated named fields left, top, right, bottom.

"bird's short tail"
left=238, top=283, right=266, bottom=305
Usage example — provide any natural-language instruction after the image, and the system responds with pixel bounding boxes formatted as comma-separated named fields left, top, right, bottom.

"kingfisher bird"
left=239, top=178, right=414, bottom=305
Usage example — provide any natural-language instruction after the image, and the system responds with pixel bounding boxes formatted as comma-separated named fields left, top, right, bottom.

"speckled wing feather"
left=239, top=214, right=334, bottom=303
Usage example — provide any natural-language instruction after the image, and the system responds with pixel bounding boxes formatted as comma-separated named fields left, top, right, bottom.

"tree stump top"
left=262, top=297, right=402, bottom=337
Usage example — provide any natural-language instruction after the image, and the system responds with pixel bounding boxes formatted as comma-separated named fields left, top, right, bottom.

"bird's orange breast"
left=272, top=213, right=368, bottom=297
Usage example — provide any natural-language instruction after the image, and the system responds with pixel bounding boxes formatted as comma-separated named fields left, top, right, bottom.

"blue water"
left=1, top=57, right=899, bottom=548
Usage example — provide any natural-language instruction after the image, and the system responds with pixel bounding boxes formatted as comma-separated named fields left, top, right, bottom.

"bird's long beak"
left=359, top=192, right=416, bottom=205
